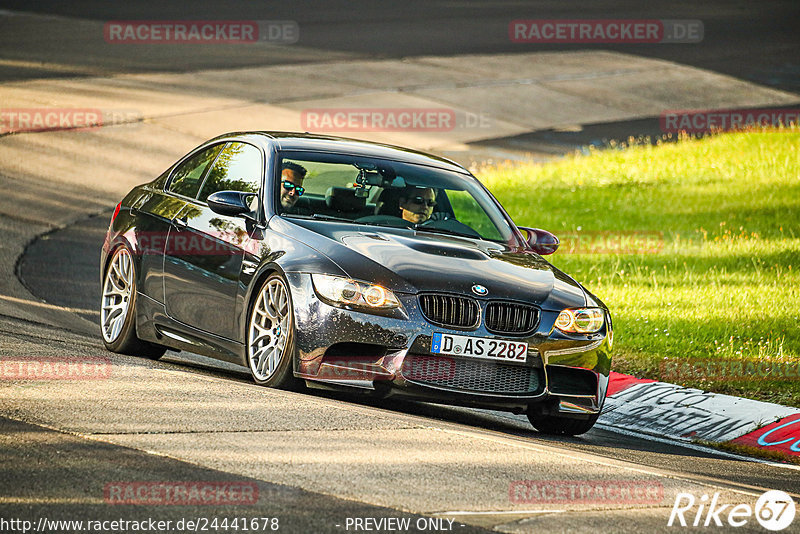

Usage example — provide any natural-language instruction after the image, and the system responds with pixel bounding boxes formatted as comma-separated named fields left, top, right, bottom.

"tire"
left=246, top=273, right=299, bottom=389
left=527, top=412, right=600, bottom=436
left=100, top=246, right=166, bottom=360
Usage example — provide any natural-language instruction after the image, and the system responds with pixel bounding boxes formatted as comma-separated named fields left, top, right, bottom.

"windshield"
left=275, top=151, right=517, bottom=244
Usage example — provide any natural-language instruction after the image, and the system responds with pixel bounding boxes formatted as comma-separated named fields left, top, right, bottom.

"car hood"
left=280, top=219, right=588, bottom=310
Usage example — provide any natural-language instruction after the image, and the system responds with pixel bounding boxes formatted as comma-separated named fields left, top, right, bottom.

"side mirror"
left=207, top=191, right=256, bottom=218
left=518, top=226, right=559, bottom=255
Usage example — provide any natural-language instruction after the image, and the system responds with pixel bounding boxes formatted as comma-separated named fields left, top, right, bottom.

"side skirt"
left=136, top=292, right=246, bottom=366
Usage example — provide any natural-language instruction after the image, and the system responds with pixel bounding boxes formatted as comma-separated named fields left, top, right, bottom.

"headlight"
left=312, top=274, right=401, bottom=310
left=555, top=308, right=604, bottom=333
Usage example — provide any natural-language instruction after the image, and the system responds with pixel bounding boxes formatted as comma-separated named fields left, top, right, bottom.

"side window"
left=197, top=142, right=262, bottom=203
left=446, top=189, right=503, bottom=241
left=168, top=144, right=224, bottom=198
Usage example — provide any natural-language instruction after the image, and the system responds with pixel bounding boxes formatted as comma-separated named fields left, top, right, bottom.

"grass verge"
left=699, top=439, right=800, bottom=466
left=477, top=127, right=800, bottom=408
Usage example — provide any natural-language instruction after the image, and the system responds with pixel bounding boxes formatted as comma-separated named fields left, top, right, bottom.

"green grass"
left=476, top=128, right=800, bottom=407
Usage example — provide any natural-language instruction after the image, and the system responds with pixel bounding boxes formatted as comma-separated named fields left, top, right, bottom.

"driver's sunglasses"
left=282, top=181, right=305, bottom=196
left=410, top=196, right=436, bottom=208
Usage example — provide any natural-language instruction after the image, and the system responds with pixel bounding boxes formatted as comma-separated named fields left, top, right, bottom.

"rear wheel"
left=527, top=412, right=600, bottom=436
left=101, top=246, right=166, bottom=359
left=246, top=273, right=298, bottom=389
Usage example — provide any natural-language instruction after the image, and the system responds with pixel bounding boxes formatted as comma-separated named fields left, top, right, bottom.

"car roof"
left=208, top=131, right=470, bottom=175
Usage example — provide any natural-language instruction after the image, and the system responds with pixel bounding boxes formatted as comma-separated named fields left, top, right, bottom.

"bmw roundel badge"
left=471, top=284, right=488, bottom=296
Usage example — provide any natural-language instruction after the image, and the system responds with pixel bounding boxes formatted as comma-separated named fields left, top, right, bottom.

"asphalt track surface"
left=1, top=2, right=800, bottom=533
left=1, top=0, right=799, bottom=93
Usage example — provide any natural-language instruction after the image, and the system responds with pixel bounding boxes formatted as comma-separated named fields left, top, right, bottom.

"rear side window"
left=197, top=142, right=263, bottom=203
left=168, top=144, right=224, bottom=198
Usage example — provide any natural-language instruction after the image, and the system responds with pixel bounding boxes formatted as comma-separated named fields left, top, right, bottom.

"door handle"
left=131, top=193, right=150, bottom=214
left=172, top=215, right=188, bottom=229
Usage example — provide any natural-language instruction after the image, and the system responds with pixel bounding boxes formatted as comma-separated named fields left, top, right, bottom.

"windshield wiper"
left=412, top=225, right=476, bottom=239
left=283, top=213, right=357, bottom=223
left=311, top=214, right=355, bottom=222
left=290, top=214, right=477, bottom=238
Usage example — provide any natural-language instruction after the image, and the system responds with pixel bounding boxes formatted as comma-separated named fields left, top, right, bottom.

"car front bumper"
left=287, top=272, right=611, bottom=416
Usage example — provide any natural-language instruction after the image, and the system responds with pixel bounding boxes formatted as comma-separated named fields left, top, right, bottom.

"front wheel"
left=101, top=246, right=166, bottom=359
left=246, top=273, right=299, bottom=389
left=527, top=412, right=600, bottom=436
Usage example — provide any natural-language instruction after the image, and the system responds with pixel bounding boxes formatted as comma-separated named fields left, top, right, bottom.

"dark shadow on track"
left=0, top=416, right=493, bottom=533
left=18, top=211, right=108, bottom=324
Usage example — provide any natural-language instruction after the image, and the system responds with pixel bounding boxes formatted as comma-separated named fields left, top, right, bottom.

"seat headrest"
left=325, top=187, right=366, bottom=213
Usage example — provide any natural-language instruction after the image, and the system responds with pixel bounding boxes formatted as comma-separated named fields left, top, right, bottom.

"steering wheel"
left=355, top=214, right=413, bottom=227
left=418, top=216, right=482, bottom=238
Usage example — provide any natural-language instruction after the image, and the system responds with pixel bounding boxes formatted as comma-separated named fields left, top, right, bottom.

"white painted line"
left=432, top=510, right=566, bottom=515
left=0, top=294, right=99, bottom=315
left=429, top=427, right=762, bottom=499
left=0, top=58, right=110, bottom=76
left=0, top=497, right=103, bottom=505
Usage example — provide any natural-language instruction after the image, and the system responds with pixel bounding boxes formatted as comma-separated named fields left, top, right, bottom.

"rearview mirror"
left=207, top=191, right=256, bottom=218
left=354, top=170, right=384, bottom=197
left=518, top=226, right=559, bottom=255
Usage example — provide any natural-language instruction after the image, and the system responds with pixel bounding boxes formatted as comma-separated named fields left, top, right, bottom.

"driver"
left=280, top=162, right=307, bottom=211
left=398, top=187, right=436, bottom=224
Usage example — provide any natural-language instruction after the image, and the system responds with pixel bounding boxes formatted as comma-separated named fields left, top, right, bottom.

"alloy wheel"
left=248, top=277, right=291, bottom=382
left=101, top=247, right=133, bottom=343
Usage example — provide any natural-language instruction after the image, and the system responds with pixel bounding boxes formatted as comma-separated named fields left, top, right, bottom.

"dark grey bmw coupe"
left=101, top=132, right=612, bottom=435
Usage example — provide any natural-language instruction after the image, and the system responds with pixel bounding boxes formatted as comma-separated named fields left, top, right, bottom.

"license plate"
left=431, top=333, right=528, bottom=362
